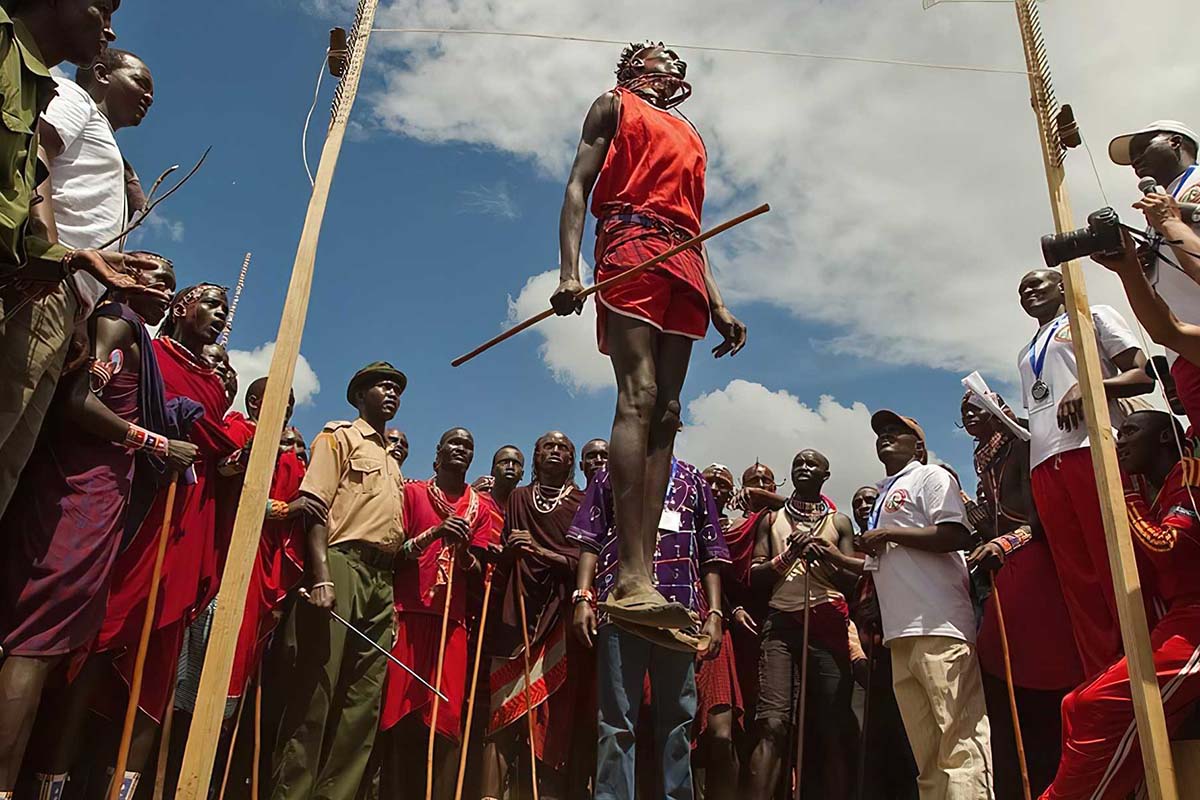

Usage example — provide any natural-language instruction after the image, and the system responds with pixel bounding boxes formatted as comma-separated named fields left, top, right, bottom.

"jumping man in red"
left=1043, top=410, right=1200, bottom=799
left=551, top=42, right=747, bottom=631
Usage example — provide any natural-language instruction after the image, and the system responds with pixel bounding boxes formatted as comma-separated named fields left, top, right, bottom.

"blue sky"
left=108, top=0, right=1195, bottom=504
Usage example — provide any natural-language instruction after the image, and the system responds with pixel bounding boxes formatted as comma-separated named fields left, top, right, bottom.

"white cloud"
left=130, top=213, right=185, bottom=246
left=507, top=269, right=611, bottom=392
left=227, top=341, right=322, bottom=415
left=354, top=0, right=1195, bottom=384
left=460, top=181, right=520, bottom=219
left=676, top=380, right=882, bottom=506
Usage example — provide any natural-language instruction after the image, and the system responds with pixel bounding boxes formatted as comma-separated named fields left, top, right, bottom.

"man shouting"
left=551, top=41, right=746, bottom=631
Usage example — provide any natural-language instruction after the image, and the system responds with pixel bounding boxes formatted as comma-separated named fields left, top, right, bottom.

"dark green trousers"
left=270, top=544, right=394, bottom=800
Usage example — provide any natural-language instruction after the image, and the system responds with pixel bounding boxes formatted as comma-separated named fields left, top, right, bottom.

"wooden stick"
left=453, top=564, right=495, bottom=800
left=252, top=667, right=262, bottom=800
left=1012, top=2, right=1177, bottom=796
left=794, top=568, right=812, bottom=800
left=426, top=551, right=458, bottom=800
left=855, top=645, right=875, bottom=800
left=991, top=580, right=1031, bottom=800
left=109, top=476, right=178, bottom=800
left=515, top=571, right=541, bottom=800
left=152, top=684, right=176, bottom=800
left=174, top=2, right=381, bottom=796
left=217, top=695, right=247, bottom=800
left=450, top=203, right=771, bottom=367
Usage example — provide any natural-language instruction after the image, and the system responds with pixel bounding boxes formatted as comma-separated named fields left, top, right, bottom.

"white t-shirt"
left=1150, top=165, right=1200, bottom=364
left=1018, top=305, right=1141, bottom=469
left=43, top=77, right=127, bottom=317
left=870, top=460, right=975, bottom=645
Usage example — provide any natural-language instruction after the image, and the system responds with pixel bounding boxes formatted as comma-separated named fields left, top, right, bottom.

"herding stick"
left=426, top=551, right=458, bottom=800
left=794, top=568, right=812, bottom=800
left=991, top=578, right=1032, bottom=800
left=453, top=564, right=496, bottom=800
left=516, top=571, right=541, bottom=800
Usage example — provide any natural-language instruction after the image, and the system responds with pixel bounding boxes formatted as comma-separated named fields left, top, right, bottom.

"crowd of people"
left=2, top=4, right=1200, bottom=800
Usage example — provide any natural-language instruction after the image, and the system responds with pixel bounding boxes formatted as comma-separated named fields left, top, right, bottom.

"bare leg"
left=0, top=655, right=58, bottom=789
left=605, top=315, right=662, bottom=601
left=640, top=333, right=693, bottom=578
left=746, top=720, right=788, bottom=797
left=479, top=733, right=514, bottom=798
left=26, top=653, right=106, bottom=774
left=702, top=709, right=738, bottom=800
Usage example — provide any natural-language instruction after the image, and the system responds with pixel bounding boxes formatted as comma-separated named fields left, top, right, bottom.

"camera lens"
left=1041, top=228, right=1099, bottom=268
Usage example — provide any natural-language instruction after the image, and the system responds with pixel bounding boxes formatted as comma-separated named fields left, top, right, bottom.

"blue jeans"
left=595, top=624, right=697, bottom=800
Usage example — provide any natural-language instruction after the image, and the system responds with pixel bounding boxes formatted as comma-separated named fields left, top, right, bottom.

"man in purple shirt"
left=569, top=457, right=729, bottom=800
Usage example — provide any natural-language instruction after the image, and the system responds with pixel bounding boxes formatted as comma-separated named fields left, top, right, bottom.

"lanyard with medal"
left=659, top=457, right=683, bottom=533
left=1028, top=314, right=1067, bottom=405
left=862, top=471, right=904, bottom=571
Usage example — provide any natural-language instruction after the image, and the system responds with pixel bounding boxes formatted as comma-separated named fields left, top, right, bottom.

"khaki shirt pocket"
left=348, top=456, right=384, bottom=496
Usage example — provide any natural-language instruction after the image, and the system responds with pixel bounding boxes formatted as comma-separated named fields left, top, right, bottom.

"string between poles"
left=370, top=27, right=1030, bottom=76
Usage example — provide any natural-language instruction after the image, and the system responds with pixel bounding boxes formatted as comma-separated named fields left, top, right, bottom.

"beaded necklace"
left=532, top=481, right=574, bottom=514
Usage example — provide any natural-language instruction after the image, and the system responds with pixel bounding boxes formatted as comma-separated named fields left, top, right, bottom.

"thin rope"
left=1078, top=134, right=1111, bottom=209
left=301, top=48, right=330, bottom=187
left=371, top=27, right=1029, bottom=76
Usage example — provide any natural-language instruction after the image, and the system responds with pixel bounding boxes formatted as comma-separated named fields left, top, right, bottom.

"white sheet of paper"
left=660, top=509, right=682, bottom=532
left=961, top=371, right=1032, bottom=441
left=863, top=554, right=880, bottom=572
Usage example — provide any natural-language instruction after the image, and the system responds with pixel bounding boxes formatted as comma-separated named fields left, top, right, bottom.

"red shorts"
left=593, top=219, right=709, bottom=355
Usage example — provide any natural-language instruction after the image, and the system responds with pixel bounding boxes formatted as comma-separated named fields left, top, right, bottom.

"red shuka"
left=591, top=85, right=706, bottom=236
left=95, top=338, right=236, bottom=720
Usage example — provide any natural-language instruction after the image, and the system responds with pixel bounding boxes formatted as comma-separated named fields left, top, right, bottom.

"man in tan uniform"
left=269, top=361, right=408, bottom=800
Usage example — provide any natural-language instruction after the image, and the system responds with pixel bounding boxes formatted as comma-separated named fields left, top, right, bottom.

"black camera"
left=1040, top=207, right=1124, bottom=268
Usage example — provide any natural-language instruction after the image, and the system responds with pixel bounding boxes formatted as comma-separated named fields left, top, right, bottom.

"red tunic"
left=380, top=481, right=499, bottom=737
left=95, top=338, right=236, bottom=721
left=591, top=86, right=706, bottom=236
left=220, top=412, right=307, bottom=699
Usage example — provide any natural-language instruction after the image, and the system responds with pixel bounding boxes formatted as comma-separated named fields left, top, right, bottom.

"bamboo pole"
left=1012, top=1, right=1177, bottom=796
left=174, top=2, right=380, bottom=796
left=151, top=684, right=176, bottom=800
left=109, top=476, right=178, bottom=800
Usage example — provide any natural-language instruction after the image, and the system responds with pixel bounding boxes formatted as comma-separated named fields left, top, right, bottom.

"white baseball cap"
left=1109, top=120, right=1199, bottom=166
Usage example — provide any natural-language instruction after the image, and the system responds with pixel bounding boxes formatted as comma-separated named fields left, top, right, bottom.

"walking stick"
left=217, top=694, right=248, bottom=800
left=794, top=568, right=812, bottom=800
left=109, top=475, right=179, bottom=800
left=454, top=564, right=495, bottom=800
left=252, top=666, right=262, bottom=800
left=516, top=571, right=541, bottom=800
left=450, top=203, right=771, bottom=367
left=152, top=684, right=176, bottom=800
left=855, top=646, right=876, bottom=800
left=992, top=578, right=1032, bottom=800
left=426, top=550, right=458, bottom=800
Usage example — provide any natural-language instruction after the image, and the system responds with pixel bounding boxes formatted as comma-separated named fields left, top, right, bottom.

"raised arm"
left=552, top=92, right=619, bottom=314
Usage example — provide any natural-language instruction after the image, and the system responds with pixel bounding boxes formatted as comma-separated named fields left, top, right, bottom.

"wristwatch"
left=571, top=588, right=595, bottom=606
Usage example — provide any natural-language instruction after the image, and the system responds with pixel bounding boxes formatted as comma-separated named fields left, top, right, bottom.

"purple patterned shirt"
left=568, top=459, right=730, bottom=614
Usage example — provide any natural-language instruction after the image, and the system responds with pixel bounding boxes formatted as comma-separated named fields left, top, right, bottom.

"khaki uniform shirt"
left=0, top=10, right=70, bottom=280
left=300, top=417, right=405, bottom=552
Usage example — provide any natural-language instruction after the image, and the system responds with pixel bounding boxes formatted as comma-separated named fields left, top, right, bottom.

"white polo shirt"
left=870, top=460, right=975, bottom=645
left=1017, top=305, right=1141, bottom=469
left=1150, top=165, right=1200, bottom=364
left=42, top=77, right=127, bottom=318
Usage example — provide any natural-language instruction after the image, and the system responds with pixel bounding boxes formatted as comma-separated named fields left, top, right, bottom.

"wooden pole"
left=252, top=668, right=262, bottom=800
left=109, top=476, right=178, bottom=800
left=217, top=695, right=247, bottom=800
left=450, top=203, right=771, bottom=367
left=426, top=552, right=458, bottom=800
left=515, top=572, right=541, bottom=800
left=453, top=564, right=495, bottom=800
left=793, top=569, right=811, bottom=800
left=217, top=252, right=252, bottom=346
left=174, top=2, right=380, bottom=796
left=990, top=580, right=1031, bottom=800
left=1012, top=1, right=1177, bottom=796
left=151, top=684, right=176, bottom=800
left=855, top=645, right=875, bottom=800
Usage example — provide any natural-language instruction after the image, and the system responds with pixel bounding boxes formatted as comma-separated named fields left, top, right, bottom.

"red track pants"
left=1032, top=448, right=1123, bottom=679
left=1041, top=602, right=1200, bottom=800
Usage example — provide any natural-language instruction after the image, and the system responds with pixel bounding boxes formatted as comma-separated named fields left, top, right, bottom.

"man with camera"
left=1109, top=121, right=1200, bottom=427
left=1016, top=269, right=1152, bottom=678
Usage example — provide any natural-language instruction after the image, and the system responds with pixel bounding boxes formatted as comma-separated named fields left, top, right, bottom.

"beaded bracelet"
left=311, top=581, right=334, bottom=590
left=770, top=551, right=797, bottom=576
left=124, top=423, right=170, bottom=459
left=266, top=499, right=289, bottom=520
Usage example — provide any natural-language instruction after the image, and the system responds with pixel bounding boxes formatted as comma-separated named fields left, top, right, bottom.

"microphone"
left=1139, top=177, right=1200, bottom=224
